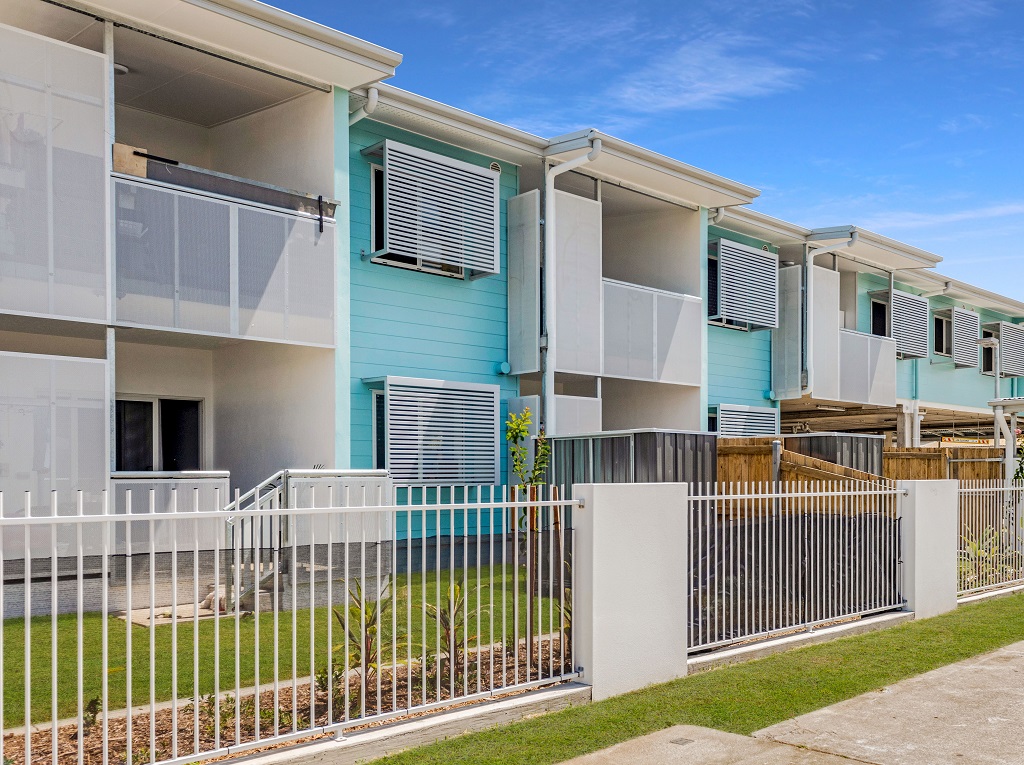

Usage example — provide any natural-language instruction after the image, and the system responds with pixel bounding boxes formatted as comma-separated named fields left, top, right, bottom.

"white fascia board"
left=77, top=0, right=400, bottom=89
left=545, top=129, right=760, bottom=209
left=809, top=226, right=942, bottom=270
left=352, top=84, right=547, bottom=165
left=717, top=207, right=811, bottom=246
left=895, top=271, right=1024, bottom=319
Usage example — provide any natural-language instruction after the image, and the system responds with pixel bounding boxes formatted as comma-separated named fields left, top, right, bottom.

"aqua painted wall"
left=348, top=117, right=519, bottom=484
left=706, top=225, right=777, bottom=411
left=857, top=273, right=1021, bottom=409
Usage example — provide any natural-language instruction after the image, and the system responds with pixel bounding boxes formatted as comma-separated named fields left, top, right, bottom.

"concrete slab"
left=757, top=640, right=1024, bottom=764
left=560, top=726, right=851, bottom=764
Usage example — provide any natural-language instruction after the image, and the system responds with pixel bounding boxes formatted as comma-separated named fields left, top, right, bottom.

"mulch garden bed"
left=2, top=638, right=570, bottom=764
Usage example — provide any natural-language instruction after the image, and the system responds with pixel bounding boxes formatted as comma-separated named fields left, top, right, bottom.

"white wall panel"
left=554, top=190, right=602, bottom=375
left=602, top=280, right=654, bottom=380
left=555, top=395, right=602, bottom=437
left=507, top=190, right=541, bottom=374
left=0, top=25, right=108, bottom=321
left=656, top=292, right=702, bottom=386
left=811, top=266, right=841, bottom=401
left=0, top=352, right=108, bottom=561
left=772, top=265, right=803, bottom=400
left=839, top=330, right=897, bottom=406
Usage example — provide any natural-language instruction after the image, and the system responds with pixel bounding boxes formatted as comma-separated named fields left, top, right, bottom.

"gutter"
left=542, top=132, right=603, bottom=436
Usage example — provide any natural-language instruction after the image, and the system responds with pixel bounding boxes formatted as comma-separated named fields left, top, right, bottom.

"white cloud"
left=863, top=202, right=1024, bottom=231
left=939, top=113, right=991, bottom=133
left=930, top=0, right=998, bottom=26
left=610, top=32, right=804, bottom=112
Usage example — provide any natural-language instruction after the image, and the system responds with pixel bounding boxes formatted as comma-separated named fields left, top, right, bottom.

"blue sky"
left=283, top=0, right=1024, bottom=296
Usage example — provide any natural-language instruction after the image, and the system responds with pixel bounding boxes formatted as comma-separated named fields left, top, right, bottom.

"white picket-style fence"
left=688, top=482, right=905, bottom=651
left=958, top=480, right=1024, bottom=596
left=0, top=485, right=576, bottom=765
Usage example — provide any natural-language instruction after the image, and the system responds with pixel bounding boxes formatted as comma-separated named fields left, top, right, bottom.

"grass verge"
left=371, top=592, right=1024, bottom=765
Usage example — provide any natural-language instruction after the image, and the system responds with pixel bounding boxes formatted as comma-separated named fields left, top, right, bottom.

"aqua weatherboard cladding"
left=348, top=118, right=519, bottom=490
left=706, top=225, right=776, bottom=410
left=856, top=273, right=1021, bottom=409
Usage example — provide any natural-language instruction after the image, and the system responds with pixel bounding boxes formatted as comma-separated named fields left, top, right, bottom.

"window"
left=365, top=140, right=500, bottom=278
left=716, top=404, right=780, bottom=436
left=708, top=239, right=778, bottom=329
left=707, top=255, right=745, bottom=329
left=982, top=329, right=996, bottom=374
left=870, top=299, right=888, bottom=337
left=115, top=398, right=202, bottom=472
left=934, top=314, right=952, bottom=356
left=381, top=377, right=499, bottom=485
left=372, top=390, right=386, bottom=469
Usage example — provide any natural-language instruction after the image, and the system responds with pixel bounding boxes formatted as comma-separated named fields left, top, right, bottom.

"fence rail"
left=958, top=480, right=1024, bottom=596
left=0, top=485, right=576, bottom=765
left=689, top=481, right=904, bottom=652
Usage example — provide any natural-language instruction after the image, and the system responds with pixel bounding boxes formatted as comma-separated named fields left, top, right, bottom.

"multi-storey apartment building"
left=4, top=0, right=1024, bottom=512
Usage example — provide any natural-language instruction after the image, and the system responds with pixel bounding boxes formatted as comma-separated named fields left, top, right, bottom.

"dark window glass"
left=160, top=399, right=201, bottom=471
left=372, top=166, right=385, bottom=252
left=871, top=300, right=888, bottom=337
left=374, top=393, right=387, bottom=469
left=116, top=400, right=154, bottom=472
left=707, top=256, right=719, bottom=317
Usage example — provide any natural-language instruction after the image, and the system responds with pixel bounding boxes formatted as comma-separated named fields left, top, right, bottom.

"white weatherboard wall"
left=899, top=479, right=958, bottom=619
left=574, top=483, right=688, bottom=701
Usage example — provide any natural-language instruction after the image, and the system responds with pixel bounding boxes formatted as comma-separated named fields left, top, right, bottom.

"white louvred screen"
left=952, top=307, right=981, bottom=368
left=383, top=141, right=500, bottom=274
left=385, top=378, right=500, bottom=485
left=713, top=240, right=778, bottom=328
left=890, top=289, right=929, bottom=359
left=996, top=322, right=1024, bottom=377
left=717, top=404, right=780, bottom=437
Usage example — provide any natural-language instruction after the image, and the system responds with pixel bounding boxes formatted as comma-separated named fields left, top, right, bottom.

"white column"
left=573, top=482, right=688, bottom=701
left=898, top=479, right=958, bottom=619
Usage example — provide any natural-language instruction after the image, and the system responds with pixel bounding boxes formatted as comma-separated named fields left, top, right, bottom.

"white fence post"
left=573, top=482, right=688, bottom=701
left=899, top=479, right=959, bottom=619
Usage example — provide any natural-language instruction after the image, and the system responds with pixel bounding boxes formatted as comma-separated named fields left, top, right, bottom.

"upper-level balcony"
left=601, top=278, right=702, bottom=386
left=113, top=153, right=336, bottom=346
left=0, top=10, right=338, bottom=345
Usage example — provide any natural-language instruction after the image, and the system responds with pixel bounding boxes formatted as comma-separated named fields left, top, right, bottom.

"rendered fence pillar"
left=898, top=479, right=958, bottom=619
left=573, top=482, right=688, bottom=701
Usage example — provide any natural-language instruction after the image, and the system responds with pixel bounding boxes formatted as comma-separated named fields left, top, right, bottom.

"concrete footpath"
left=564, top=640, right=1024, bottom=764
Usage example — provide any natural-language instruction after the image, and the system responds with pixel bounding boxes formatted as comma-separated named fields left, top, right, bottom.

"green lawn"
left=1, top=565, right=560, bottom=727
left=370, top=592, right=1024, bottom=765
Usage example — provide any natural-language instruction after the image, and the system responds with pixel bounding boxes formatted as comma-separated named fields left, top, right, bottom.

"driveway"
left=563, top=640, right=1024, bottom=764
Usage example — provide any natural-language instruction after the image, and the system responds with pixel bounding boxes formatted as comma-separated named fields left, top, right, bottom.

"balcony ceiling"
left=67, top=0, right=400, bottom=89
left=113, top=27, right=313, bottom=128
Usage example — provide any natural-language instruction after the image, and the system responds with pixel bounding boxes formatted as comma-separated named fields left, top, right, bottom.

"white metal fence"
left=958, top=480, right=1024, bottom=596
left=688, top=482, right=905, bottom=651
left=0, top=485, right=576, bottom=765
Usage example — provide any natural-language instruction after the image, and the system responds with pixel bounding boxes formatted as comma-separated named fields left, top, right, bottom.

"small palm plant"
left=332, top=579, right=404, bottom=717
left=426, top=583, right=476, bottom=693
